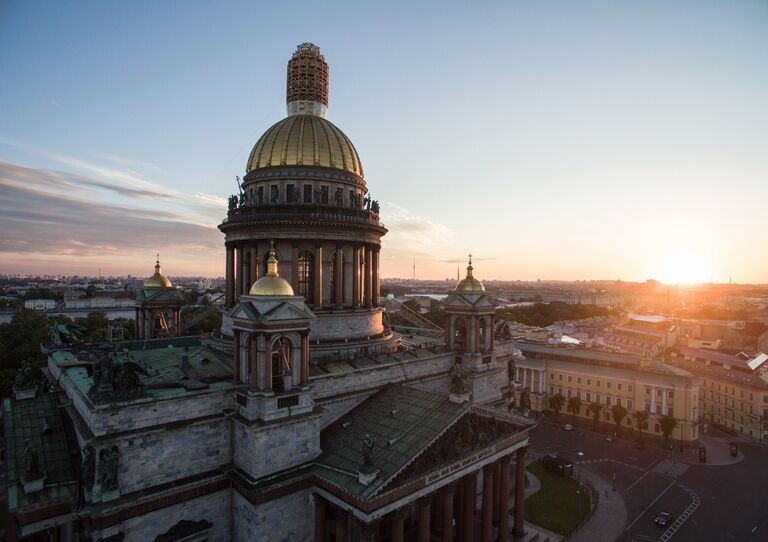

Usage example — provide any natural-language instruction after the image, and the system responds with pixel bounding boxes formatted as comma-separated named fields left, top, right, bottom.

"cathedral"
left=3, top=44, right=533, bottom=542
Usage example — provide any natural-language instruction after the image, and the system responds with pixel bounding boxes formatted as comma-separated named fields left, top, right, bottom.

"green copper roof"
left=315, top=386, right=469, bottom=499
left=3, top=394, right=78, bottom=511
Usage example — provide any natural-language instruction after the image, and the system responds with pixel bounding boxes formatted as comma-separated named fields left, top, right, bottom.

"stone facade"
left=233, top=488, right=314, bottom=542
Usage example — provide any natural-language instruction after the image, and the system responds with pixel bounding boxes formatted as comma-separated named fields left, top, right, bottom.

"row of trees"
left=549, top=393, right=679, bottom=446
left=498, top=301, right=614, bottom=328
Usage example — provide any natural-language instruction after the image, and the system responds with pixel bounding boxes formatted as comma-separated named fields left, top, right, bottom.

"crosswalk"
left=652, top=459, right=689, bottom=479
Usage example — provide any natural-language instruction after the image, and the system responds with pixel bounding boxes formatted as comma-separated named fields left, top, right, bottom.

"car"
left=654, top=512, right=673, bottom=527
left=605, top=435, right=613, bottom=442
left=564, top=424, right=573, bottom=431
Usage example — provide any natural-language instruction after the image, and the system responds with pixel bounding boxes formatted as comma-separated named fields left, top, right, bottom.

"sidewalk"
left=567, top=467, right=627, bottom=542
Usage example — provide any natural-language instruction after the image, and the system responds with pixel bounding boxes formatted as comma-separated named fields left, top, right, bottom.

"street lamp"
left=679, top=418, right=684, bottom=452
left=576, top=451, right=584, bottom=521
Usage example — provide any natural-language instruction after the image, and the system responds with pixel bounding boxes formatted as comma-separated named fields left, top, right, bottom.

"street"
left=529, top=420, right=768, bottom=541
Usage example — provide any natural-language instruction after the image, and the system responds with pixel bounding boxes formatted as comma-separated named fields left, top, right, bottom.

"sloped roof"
left=315, top=386, right=529, bottom=501
left=3, top=394, right=78, bottom=511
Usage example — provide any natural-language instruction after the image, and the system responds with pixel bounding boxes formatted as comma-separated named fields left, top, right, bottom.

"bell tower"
left=443, top=256, right=505, bottom=403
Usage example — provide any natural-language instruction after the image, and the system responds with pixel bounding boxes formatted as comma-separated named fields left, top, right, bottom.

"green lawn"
left=525, top=462, right=592, bottom=536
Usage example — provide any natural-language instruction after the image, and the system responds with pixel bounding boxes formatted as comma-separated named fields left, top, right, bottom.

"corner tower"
left=219, top=43, right=397, bottom=361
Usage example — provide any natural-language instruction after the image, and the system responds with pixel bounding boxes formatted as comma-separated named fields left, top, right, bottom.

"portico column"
left=463, top=472, right=476, bottom=542
left=360, top=520, right=378, bottom=542
left=334, top=509, right=349, bottom=542
left=391, top=508, right=405, bottom=542
left=334, top=246, right=343, bottom=307
left=352, top=243, right=361, bottom=308
left=235, top=245, right=244, bottom=300
left=249, top=335, right=258, bottom=388
left=515, top=367, right=520, bottom=382
left=314, top=496, right=327, bottom=542
left=522, top=369, right=527, bottom=388
left=482, top=464, right=494, bottom=542
left=225, top=244, right=234, bottom=306
left=513, top=447, right=527, bottom=538
left=492, top=462, right=500, bottom=525
left=651, top=387, right=656, bottom=413
left=418, top=496, right=431, bottom=542
left=233, top=330, right=240, bottom=381
left=662, top=388, right=668, bottom=415
left=313, top=243, right=323, bottom=307
left=442, top=485, right=455, bottom=542
left=540, top=370, right=545, bottom=393
left=364, top=244, right=372, bottom=307
left=498, top=457, right=511, bottom=542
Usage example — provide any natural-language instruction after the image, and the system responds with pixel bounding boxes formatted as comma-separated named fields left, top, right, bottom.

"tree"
left=549, top=393, right=565, bottom=420
left=0, top=309, right=50, bottom=369
left=660, top=415, right=678, bottom=448
left=634, top=410, right=650, bottom=442
left=567, top=396, right=582, bottom=425
left=611, top=404, right=628, bottom=436
left=587, top=401, right=603, bottom=431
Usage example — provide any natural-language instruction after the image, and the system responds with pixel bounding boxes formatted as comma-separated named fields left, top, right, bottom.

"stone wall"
left=233, top=487, right=314, bottom=542
left=97, top=489, right=230, bottom=542
left=234, top=415, right=321, bottom=479
left=115, top=417, right=231, bottom=495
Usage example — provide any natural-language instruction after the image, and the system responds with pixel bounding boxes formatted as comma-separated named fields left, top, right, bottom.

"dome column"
left=352, top=243, right=361, bottom=308
left=233, top=330, right=241, bottom=381
left=313, top=243, right=323, bottom=307
left=291, top=243, right=300, bottom=294
left=334, top=246, right=343, bottom=307
left=249, top=334, right=259, bottom=388
left=372, top=246, right=380, bottom=306
left=249, top=245, right=258, bottom=287
left=235, top=245, right=244, bottom=298
left=363, top=244, right=372, bottom=308
left=226, top=244, right=235, bottom=307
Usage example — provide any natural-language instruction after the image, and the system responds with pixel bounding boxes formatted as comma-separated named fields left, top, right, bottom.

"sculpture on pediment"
left=228, top=195, right=238, bottom=213
left=371, top=200, right=379, bottom=214
left=361, top=433, right=376, bottom=472
left=450, top=363, right=466, bottom=394
left=14, top=361, right=35, bottom=390
left=21, top=439, right=40, bottom=477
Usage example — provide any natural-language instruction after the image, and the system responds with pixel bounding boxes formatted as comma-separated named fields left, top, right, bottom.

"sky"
left=1, top=1, right=766, bottom=283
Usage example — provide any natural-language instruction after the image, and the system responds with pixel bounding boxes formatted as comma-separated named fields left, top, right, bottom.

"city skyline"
left=1, top=1, right=766, bottom=282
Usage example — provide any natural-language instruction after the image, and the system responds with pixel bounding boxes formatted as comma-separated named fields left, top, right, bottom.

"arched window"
left=271, top=337, right=292, bottom=392
left=329, top=251, right=343, bottom=304
left=479, top=318, right=487, bottom=352
left=297, top=251, right=314, bottom=301
left=454, top=318, right=467, bottom=352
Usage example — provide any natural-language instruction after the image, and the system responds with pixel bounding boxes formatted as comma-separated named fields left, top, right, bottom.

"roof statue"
left=449, top=363, right=467, bottom=394
left=360, top=433, right=376, bottom=474
left=14, top=361, right=35, bottom=390
left=144, top=254, right=173, bottom=288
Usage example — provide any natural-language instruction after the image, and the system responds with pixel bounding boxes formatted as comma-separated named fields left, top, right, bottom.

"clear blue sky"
left=1, top=1, right=766, bottom=282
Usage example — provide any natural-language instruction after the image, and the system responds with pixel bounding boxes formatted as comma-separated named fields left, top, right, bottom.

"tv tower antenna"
left=413, top=257, right=416, bottom=280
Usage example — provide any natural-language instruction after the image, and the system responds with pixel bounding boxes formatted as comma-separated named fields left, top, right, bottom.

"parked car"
left=654, top=512, right=673, bottom=526
left=564, top=424, right=573, bottom=431
left=541, top=454, right=574, bottom=477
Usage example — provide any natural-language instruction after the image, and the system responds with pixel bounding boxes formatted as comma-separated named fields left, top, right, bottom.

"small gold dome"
left=249, top=243, right=295, bottom=296
left=144, top=256, right=173, bottom=288
left=456, top=255, right=485, bottom=293
left=246, top=115, right=363, bottom=178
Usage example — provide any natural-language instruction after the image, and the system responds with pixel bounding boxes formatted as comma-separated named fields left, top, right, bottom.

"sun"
left=655, top=250, right=712, bottom=284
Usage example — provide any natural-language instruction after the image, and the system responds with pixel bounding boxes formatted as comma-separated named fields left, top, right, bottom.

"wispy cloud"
left=0, top=161, right=221, bottom=261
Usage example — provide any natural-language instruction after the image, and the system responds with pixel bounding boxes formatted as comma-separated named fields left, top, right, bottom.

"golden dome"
left=246, top=115, right=364, bottom=178
left=249, top=243, right=295, bottom=296
left=144, top=256, right=173, bottom=288
left=456, top=255, right=485, bottom=293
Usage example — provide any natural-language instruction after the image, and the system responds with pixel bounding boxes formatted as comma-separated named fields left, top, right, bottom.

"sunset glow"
left=654, top=250, right=713, bottom=285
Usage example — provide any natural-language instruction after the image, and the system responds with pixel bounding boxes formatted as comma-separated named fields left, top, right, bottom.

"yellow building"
left=669, top=349, right=768, bottom=441
left=512, top=342, right=701, bottom=442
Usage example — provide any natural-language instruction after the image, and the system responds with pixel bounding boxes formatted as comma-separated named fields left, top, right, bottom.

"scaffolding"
left=286, top=42, right=329, bottom=107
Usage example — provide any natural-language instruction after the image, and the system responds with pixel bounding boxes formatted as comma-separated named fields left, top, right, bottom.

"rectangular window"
left=645, top=386, right=651, bottom=395
left=597, top=380, right=601, bottom=388
left=617, top=383, right=622, bottom=391
left=568, top=376, right=572, bottom=383
left=607, top=382, right=612, bottom=389
left=303, top=185, right=313, bottom=203
left=627, top=399, right=633, bottom=410
left=256, top=186, right=264, bottom=204
left=577, top=391, right=582, bottom=399
left=286, top=184, right=298, bottom=203
left=586, top=392, right=591, bottom=402
left=595, top=394, right=600, bottom=403
left=334, top=187, right=343, bottom=205
left=669, top=391, right=674, bottom=399
left=628, top=385, right=633, bottom=392
left=550, top=386, right=554, bottom=395
left=567, top=389, right=572, bottom=399
left=349, top=190, right=355, bottom=207
left=270, top=184, right=279, bottom=203
left=606, top=397, right=612, bottom=406
left=587, top=379, right=591, bottom=386
left=577, top=377, right=581, bottom=384
left=320, top=186, right=329, bottom=204
left=668, top=408, right=673, bottom=418
left=550, top=373, right=554, bottom=380
left=559, top=374, right=563, bottom=381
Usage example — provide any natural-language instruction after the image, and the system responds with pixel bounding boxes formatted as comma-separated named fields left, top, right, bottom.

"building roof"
left=246, top=115, right=363, bottom=178
left=629, top=314, right=668, bottom=323
left=3, top=394, right=78, bottom=511
left=676, top=346, right=768, bottom=372
left=669, top=357, right=768, bottom=391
